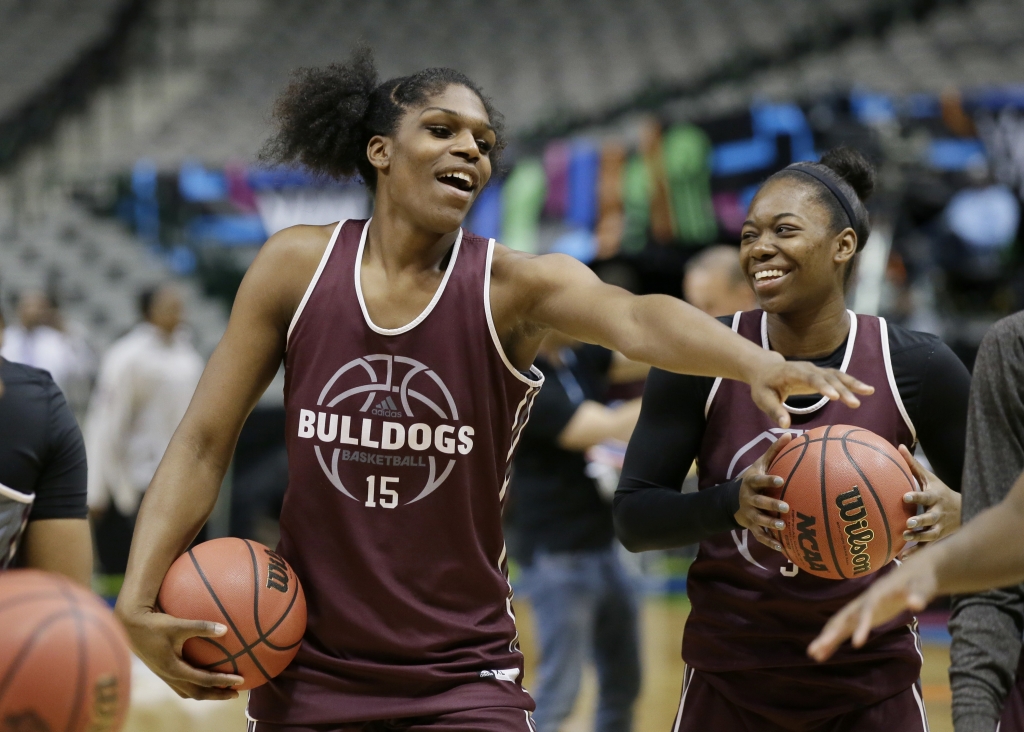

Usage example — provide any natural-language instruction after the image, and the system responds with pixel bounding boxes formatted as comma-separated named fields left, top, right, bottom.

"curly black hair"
left=260, top=46, right=506, bottom=191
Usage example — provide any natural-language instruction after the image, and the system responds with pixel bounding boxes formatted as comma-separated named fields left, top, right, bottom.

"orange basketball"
left=157, top=537, right=306, bottom=690
left=766, top=425, right=919, bottom=580
left=0, top=570, right=132, bottom=732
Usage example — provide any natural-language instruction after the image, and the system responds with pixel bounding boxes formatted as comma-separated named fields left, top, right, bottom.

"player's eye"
left=476, top=139, right=493, bottom=154
left=428, top=125, right=453, bottom=138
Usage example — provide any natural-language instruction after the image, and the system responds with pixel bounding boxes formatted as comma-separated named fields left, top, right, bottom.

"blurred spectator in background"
left=0, top=306, right=92, bottom=585
left=1, top=289, right=94, bottom=417
left=510, top=331, right=647, bottom=732
left=85, top=284, right=203, bottom=576
left=683, top=245, right=756, bottom=317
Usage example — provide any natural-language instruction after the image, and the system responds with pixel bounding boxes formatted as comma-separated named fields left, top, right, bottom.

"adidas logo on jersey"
left=371, top=396, right=404, bottom=418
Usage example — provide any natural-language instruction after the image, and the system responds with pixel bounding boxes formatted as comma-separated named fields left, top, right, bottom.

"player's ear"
left=833, top=228, right=857, bottom=267
left=366, top=135, right=391, bottom=173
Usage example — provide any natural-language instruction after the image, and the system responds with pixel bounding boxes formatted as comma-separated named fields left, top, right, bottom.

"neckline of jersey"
left=760, top=309, right=858, bottom=415
left=354, top=218, right=464, bottom=336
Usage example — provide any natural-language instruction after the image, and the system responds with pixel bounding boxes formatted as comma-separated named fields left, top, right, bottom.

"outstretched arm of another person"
left=497, top=249, right=872, bottom=429
left=114, top=225, right=330, bottom=700
left=809, top=468, right=1024, bottom=663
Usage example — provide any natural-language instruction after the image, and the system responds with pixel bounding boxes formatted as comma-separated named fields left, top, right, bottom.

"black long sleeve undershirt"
left=613, top=319, right=972, bottom=552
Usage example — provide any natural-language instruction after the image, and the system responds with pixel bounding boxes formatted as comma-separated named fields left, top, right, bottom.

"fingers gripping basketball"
left=0, top=570, right=132, bottom=732
left=766, top=425, right=918, bottom=580
left=158, top=538, right=307, bottom=690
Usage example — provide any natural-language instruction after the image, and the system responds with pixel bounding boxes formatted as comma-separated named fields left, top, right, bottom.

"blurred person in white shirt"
left=1, top=290, right=94, bottom=414
left=85, top=284, right=204, bottom=575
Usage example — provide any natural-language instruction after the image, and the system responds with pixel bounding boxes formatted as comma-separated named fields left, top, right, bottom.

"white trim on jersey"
left=672, top=665, right=695, bottom=732
left=354, top=219, right=464, bottom=336
left=879, top=316, right=918, bottom=446
left=912, top=681, right=931, bottom=732
left=761, top=309, right=858, bottom=415
left=286, top=219, right=346, bottom=346
left=0, top=482, right=34, bottom=504
left=704, top=310, right=743, bottom=419
left=484, top=238, right=544, bottom=387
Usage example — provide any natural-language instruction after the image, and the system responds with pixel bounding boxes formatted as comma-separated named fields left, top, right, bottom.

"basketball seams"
left=187, top=550, right=274, bottom=682
left=0, top=607, right=77, bottom=705
left=842, top=438, right=917, bottom=491
left=840, top=430, right=896, bottom=564
left=84, top=611, right=132, bottom=714
left=242, top=539, right=302, bottom=652
left=819, top=425, right=847, bottom=579
left=775, top=434, right=810, bottom=505
left=194, top=636, right=240, bottom=675
left=65, top=585, right=88, bottom=732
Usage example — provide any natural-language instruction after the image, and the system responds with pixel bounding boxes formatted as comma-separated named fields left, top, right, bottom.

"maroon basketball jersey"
left=247, top=220, right=543, bottom=725
left=684, top=309, right=922, bottom=712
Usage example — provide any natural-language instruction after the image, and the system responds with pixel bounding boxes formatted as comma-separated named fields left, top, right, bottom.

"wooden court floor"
left=123, top=597, right=952, bottom=732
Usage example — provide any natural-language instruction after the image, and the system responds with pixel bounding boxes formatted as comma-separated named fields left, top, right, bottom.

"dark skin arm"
left=115, top=224, right=327, bottom=700
left=809, top=468, right=1024, bottom=663
left=21, top=518, right=93, bottom=586
left=118, top=227, right=873, bottom=701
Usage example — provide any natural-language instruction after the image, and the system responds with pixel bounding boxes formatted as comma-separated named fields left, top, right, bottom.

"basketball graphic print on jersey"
left=296, top=354, right=474, bottom=508
left=247, top=219, right=542, bottom=726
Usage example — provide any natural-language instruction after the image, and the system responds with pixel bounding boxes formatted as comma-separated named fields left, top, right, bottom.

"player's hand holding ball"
left=898, top=444, right=961, bottom=551
left=117, top=596, right=246, bottom=701
left=117, top=537, right=307, bottom=700
left=733, top=433, right=794, bottom=552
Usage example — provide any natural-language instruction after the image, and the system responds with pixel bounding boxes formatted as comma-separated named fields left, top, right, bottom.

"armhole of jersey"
left=484, top=239, right=544, bottom=387
left=879, top=317, right=918, bottom=445
left=0, top=482, right=34, bottom=504
left=704, top=310, right=743, bottom=418
left=285, top=220, right=346, bottom=347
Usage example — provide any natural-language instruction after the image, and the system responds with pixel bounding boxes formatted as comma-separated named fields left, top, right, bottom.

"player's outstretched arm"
left=495, top=248, right=873, bottom=428
left=809, top=467, right=1024, bottom=662
left=115, top=225, right=331, bottom=700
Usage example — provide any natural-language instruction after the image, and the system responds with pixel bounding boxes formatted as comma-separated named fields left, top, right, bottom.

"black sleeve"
left=889, top=327, right=971, bottom=492
left=521, top=368, right=578, bottom=443
left=613, top=368, right=742, bottom=552
left=30, top=383, right=88, bottom=521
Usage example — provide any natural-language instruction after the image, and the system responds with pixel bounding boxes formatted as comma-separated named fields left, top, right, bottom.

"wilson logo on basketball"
left=265, top=550, right=290, bottom=593
left=89, top=676, right=119, bottom=732
left=795, top=513, right=827, bottom=573
left=836, top=485, right=874, bottom=575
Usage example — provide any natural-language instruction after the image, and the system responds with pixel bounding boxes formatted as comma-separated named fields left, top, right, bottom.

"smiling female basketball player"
left=114, top=49, right=871, bottom=732
left=614, top=148, right=971, bottom=732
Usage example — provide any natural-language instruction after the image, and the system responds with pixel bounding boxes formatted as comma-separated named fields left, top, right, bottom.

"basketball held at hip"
left=157, top=537, right=307, bottom=691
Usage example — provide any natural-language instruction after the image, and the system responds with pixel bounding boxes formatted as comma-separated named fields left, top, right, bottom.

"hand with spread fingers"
left=807, top=547, right=940, bottom=663
left=898, top=445, right=961, bottom=554
left=734, top=433, right=794, bottom=552
left=749, top=361, right=873, bottom=430
left=116, top=605, right=245, bottom=700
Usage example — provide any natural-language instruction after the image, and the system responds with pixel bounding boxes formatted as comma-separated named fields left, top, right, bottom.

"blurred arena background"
left=2, top=0, right=1023, bottom=729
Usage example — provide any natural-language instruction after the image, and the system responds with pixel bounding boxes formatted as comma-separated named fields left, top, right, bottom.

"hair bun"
left=819, top=147, right=875, bottom=202
left=261, top=45, right=379, bottom=180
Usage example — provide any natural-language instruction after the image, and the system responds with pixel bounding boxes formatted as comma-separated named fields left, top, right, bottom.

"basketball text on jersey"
left=836, top=486, right=874, bottom=575
left=295, top=353, right=475, bottom=507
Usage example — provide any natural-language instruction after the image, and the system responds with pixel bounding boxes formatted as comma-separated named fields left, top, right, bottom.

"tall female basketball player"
left=614, top=148, right=971, bottom=732
left=115, top=50, right=870, bottom=731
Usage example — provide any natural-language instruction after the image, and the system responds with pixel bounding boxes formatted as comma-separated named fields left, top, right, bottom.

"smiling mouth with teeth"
left=437, top=172, right=475, bottom=192
left=754, top=269, right=787, bottom=281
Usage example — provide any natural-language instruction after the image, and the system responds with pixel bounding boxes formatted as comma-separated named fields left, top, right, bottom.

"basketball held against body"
left=766, top=425, right=919, bottom=580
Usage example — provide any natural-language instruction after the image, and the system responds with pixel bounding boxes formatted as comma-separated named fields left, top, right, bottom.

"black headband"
left=784, top=162, right=858, bottom=233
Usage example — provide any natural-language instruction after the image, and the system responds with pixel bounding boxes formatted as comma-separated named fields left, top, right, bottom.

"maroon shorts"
left=671, top=666, right=929, bottom=732
left=246, top=707, right=537, bottom=732
left=1000, top=660, right=1024, bottom=731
